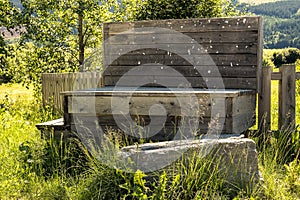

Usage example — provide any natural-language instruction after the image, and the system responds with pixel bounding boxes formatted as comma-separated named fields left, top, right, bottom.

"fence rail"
left=258, top=64, right=299, bottom=130
left=42, top=72, right=102, bottom=111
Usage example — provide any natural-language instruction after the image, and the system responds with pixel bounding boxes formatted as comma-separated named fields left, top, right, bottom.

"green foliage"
left=285, top=159, right=300, bottom=194
left=0, top=0, right=21, bottom=82
left=272, top=48, right=300, bottom=67
left=132, top=0, right=241, bottom=20
left=244, top=1, right=300, bottom=49
left=120, top=170, right=149, bottom=199
left=250, top=127, right=300, bottom=199
left=263, top=48, right=300, bottom=68
left=263, top=16, right=300, bottom=49
left=248, top=0, right=300, bottom=18
left=4, top=0, right=131, bottom=94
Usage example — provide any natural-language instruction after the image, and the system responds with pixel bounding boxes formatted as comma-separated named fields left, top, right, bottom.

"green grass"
left=0, top=83, right=299, bottom=199
left=0, top=83, right=34, bottom=100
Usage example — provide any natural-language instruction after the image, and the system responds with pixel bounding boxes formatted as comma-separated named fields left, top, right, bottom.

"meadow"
left=0, top=80, right=299, bottom=199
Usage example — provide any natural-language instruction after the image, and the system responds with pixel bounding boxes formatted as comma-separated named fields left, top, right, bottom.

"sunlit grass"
left=0, top=83, right=34, bottom=100
left=0, top=83, right=299, bottom=199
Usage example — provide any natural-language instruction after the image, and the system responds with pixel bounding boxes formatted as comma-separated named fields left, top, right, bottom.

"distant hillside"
left=9, top=0, right=22, bottom=9
left=247, top=0, right=300, bottom=18
left=239, top=0, right=282, bottom=5
left=243, top=0, right=300, bottom=49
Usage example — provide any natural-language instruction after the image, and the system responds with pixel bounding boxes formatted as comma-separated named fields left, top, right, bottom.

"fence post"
left=278, top=64, right=296, bottom=129
left=258, top=66, right=272, bottom=130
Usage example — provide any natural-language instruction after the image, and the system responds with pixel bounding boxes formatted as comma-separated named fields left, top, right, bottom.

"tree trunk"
left=78, top=11, right=84, bottom=72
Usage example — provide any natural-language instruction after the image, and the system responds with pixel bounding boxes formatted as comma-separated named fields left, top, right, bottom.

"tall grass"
left=0, top=84, right=300, bottom=199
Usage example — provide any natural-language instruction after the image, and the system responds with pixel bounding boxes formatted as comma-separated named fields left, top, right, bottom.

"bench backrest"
left=102, top=16, right=263, bottom=91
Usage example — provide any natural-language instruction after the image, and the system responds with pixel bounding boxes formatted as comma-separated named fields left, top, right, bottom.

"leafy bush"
left=272, top=48, right=300, bottom=67
left=132, top=0, right=241, bottom=20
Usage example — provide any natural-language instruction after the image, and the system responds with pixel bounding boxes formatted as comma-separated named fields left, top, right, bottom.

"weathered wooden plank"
left=103, top=65, right=257, bottom=78
left=258, top=66, right=271, bottom=129
left=106, top=31, right=258, bottom=45
left=42, top=72, right=103, bottom=111
left=278, top=64, right=296, bottom=129
left=106, top=43, right=257, bottom=55
left=232, top=113, right=256, bottom=134
left=69, top=112, right=255, bottom=136
left=36, top=118, right=64, bottom=129
left=232, top=93, right=256, bottom=118
left=103, top=76, right=257, bottom=89
left=63, top=87, right=255, bottom=97
left=67, top=89, right=255, bottom=118
left=256, top=16, right=263, bottom=93
left=103, top=17, right=260, bottom=34
left=272, top=72, right=300, bottom=80
left=106, top=53, right=257, bottom=66
left=68, top=97, right=253, bottom=118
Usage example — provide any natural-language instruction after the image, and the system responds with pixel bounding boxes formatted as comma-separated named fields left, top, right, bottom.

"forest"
left=242, top=0, right=300, bottom=49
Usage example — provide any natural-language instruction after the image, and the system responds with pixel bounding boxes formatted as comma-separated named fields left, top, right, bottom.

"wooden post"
left=278, top=64, right=296, bottom=129
left=42, top=73, right=46, bottom=107
left=258, top=66, right=272, bottom=130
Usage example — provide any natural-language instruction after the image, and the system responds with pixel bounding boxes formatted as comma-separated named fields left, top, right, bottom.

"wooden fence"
left=258, top=64, right=300, bottom=130
left=42, top=64, right=299, bottom=130
left=42, top=72, right=102, bottom=111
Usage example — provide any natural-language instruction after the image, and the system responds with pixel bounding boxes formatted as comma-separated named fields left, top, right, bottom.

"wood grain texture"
left=102, top=16, right=263, bottom=90
left=69, top=111, right=255, bottom=137
left=103, top=76, right=257, bottom=89
left=258, top=66, right=271, bottom=129
left=278, top=64, right=296, bottom=129
left=42, top=72, right=102, bottom=111
left=66, top=89, right=256, bottom=135
left=103, top=17, right=260, bottom=33
left=68, top=94, right=254, bottom=117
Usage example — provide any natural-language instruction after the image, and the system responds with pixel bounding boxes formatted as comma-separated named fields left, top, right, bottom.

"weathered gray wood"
left=272, top=72, right=300, bottom=80
left=68, top=93, right=254, bottom=118
left=62, top=87, right=255, bottom=97
left=278, top=64, right=296, bottom=129
left=69, top=113, right=254, bottom=137
left=103, top=17, right=260, bottom=34
left=107, top=43, right=257, bottom=55
left=103, top=16, right=262, bottom=91
left=42, top=72, right=102, bottom=111
left=256, top=17, right=263, bottom=93
left=36, top=118, right=64, bottom=129
left=104, top=76, right=257, bottom=89
left=65, top=88, right=255, bottom=136
left=103, top=65, right=257, bottom=78
left=106, top=32, right=258, bottom=45
left=106, top=53, right=257, bottom=65
left=258, top=66, right=271, bottom=129
left=107, top=55, right=257, bottom=67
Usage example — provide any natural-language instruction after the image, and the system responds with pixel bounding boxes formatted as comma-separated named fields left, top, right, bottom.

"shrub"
left=132, top=0, right=241, bottom=20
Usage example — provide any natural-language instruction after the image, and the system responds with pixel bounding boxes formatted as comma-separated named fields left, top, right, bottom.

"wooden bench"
left=38, top=16, right=263, bottom=141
